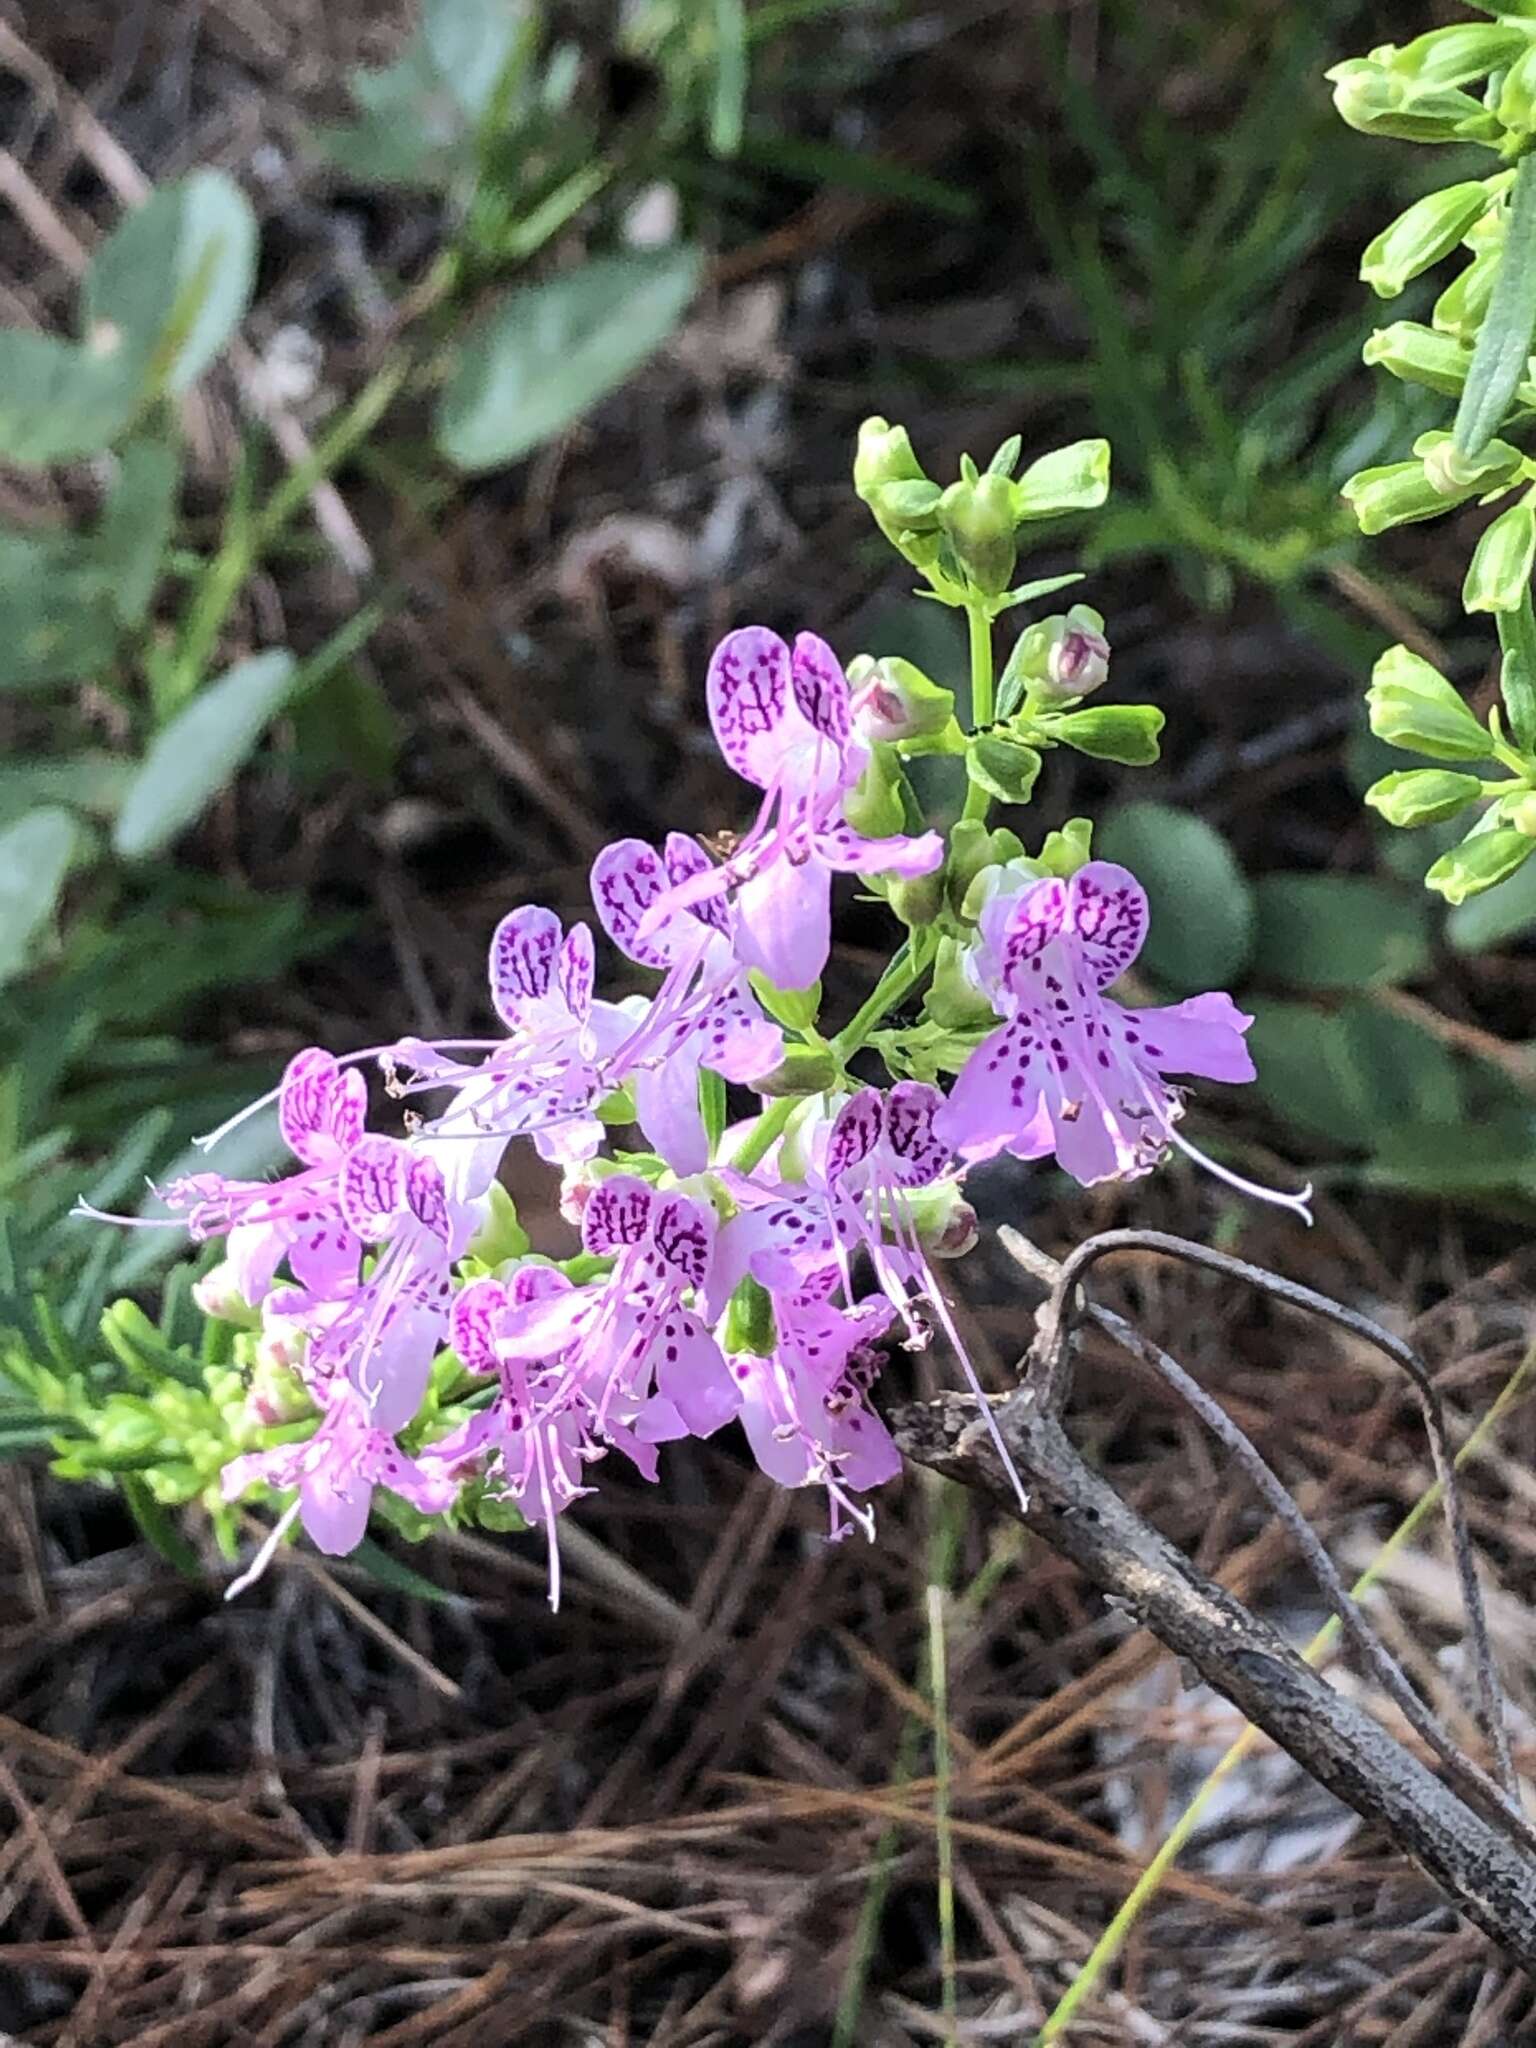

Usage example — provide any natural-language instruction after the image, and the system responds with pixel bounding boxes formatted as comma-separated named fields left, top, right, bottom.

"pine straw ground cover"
left=5, top=0, right=1536, bottom=2040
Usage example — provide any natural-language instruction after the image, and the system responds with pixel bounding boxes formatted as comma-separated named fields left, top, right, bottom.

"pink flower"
left=289, top=1135, right=470, bottom=1431
left=415, top=1270, right=599, bottom=1608
left=937, top=861, right=1310, bottom=1218
left=499, top=1175, right=739, bottom=1454
left=220, top=1384, right=460, bottom=1580
left=590, top=831, right=783, bottom=1171
left=75, top=1047, right=369, bottom=1306
left=636, top=627, right=943, bottom=989
left=728, top=1271, right=901, bottom=1538
left=388, top=907, right=633, bottom=1195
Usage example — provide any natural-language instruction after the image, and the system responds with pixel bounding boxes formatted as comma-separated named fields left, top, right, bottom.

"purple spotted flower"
left=388, top=906, right=633, bottom=1193
left=728, top=1273, right=900, bottom=1539
left=221, top=1383, right=460, bottom=1586
left=74, top=1047, right=369, bottom=1307
left=937, top=861, right=1309, bottom=1218
left=498, top=1174, right=739, bottom=1455
left=590, top=831, right=783, bottom=1171
left=414, top=1269, right=599, bottom=1608
left=281, top=1135, right=471, bottom=1431
left=635, top=627, right=944, bottom=989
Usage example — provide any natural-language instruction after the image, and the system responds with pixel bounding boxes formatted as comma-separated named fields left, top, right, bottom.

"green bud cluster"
left=853, top=416, right=1110, bottom=614
left=1362, top=644, right=1536, bottom=902
left=1333, top=11, right=1536, bottom=915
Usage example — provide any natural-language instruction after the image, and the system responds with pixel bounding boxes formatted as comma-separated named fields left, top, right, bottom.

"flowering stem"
left=960, top=603, right=995, bottom=823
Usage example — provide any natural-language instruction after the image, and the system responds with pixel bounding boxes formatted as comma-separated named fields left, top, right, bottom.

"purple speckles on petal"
left=1000, top=877, right=1068, bottom=994
left=707, top=627, right=791, bottom=787
left=491, top=906, right=561, bottom=1024
left=591, top=839, right=673, bottom=968
left=1067, top=862, right=1148, bottom=990
left=279, top=1048, right=364, bottom=1166
left=341, top=1136, right=408, bottom=1239
left=405, top=1155, right=450, bottom=1239
left=652, top=1195, right=713, bottom=1290
left=583, top=1175, right=655, bottom=1254
left=789, top=631, right=852, bottom=747
left=451, top=1277, right=508, bottom=1375
left=559, top=923, right=595, bottom=1020
left=827, top=1090, right=882, bottom=1184
left=884, top=1081, right=949, bottom=1187
left=664, top=832, right=729, bottom=934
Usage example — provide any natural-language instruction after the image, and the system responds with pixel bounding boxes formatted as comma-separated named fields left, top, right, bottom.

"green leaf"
left=1013, top=438, right=1112, bottom=519
left=0, top=331, right=140, bottom=466
left=699, top=1068, right=728, bottom=1152
left=424, top=0, right=532, bottom=120
left=1454, top=151, right=1536, bottom=460
left=1499, top=606, right=1536, bottom=752
left=1367, top=1115, right=1536, bottom=1195
left=1044, top=703, right=1164, bottom=765
left=1095, top=802, right=1254, bottom=993
left=1446, top=840, right=1536, bottom=947
left=83, top=171, right=257, bottom=399
left=966, top=733, right=1042, bottom=804
left=349, top=1535, right=458, bottom=1605
left=113, top=649, right=297, bottom=859
left=0, top=808, right=80, bottom=986
left=1247, top=998, right=1461, bottom=1150
left=435, top=248, right=702, bottom=473
left=1463, top=497, right=1536, bottom=614
left=1252, top=874, right=1430, bottom=989
left=0, top=531, right=121, bottom=688
left=95, top=437, right=179, bottom=628
left=710, top=0, right=748, bottom=154
left=0, top=752, right=134, bottom=830
left=120, top=1474, right=204, bottom=1579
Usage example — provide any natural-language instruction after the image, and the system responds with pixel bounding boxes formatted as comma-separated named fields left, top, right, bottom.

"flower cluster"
left=84, top=615, right=1302, bottom=1604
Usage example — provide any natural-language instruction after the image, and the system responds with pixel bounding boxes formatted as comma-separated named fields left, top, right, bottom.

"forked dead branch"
left=893, top=1227, right=1536, bottom=1973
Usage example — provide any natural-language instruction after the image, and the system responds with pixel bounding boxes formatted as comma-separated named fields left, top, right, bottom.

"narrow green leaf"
left=699, top=1068, right=728, bottom=1152
left=0, top=807, right=80, bottom=985
left=711, top=0, right=748, bottom=155
left=351, top=1535, right=458, bottom=1605
left=1498, top=595, right=1536, bottom=752
left=435, top=248, right=702, bottom=472
left=113, top=649, right=297, bottom=859
left=1454, top=152, right=1536, bottom=460
left=95, top=437, right=179, bottom=628
left=120, top=1475, right=204, bottom=1579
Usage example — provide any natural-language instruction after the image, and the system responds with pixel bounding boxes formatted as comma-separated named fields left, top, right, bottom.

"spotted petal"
left=789, top=631, right=852, bottom=749
left=491, top=906, right=561, bottom=1027
left=279, top=1048, right=366, bottom=1167
left=1066, top=862, right=1149, bottom=990
left=341, top=1135, right=410, bottom=1240
left=452, top=1277, right=510, bottom=1376
left=583, top=1174, right=655, bottom=1254
left=883, top=1081, right=950, bottom=1187
left=590, top=838, right=674, bottom=968
left=826, top=1089, right=883, bottom=1184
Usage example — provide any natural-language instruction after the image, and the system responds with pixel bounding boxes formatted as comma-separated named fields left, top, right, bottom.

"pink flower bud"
left=1048, top=623, right=1111, bottom=697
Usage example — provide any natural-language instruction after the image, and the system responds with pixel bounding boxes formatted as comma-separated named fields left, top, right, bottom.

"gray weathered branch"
left=892, top=1243, right=1536, bottom=1975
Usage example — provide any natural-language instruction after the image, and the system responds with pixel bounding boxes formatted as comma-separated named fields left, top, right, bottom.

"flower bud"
left=1433, top=251, right=1498, bottom=343
left=1509, top=792, right=1536, bottom=836
left=854, top=415, right=927, bottom=496
left=1047, top=702, right=1164, bottom=766
left=1001, top=604, right=1109, bottom=706
left=893, top=1180, right=979, bottom=1259
left=755, top=1045, right=839, bottom=1097
left=1498, top=41, right=1536, bottom=131
left=1365, top=767, right=1485, bottom=826
left=938, top=472, right=1017, bottom=596
left=943, top=818, right=1024, bottom=913
left=747, top=970, right=822, bottom=1032
left=247, top=1331, right=313, bottom=1427
left=888, top=866, right=945, bottom=928
left=722, top=1274, right=776, bottom=1356
left=847, top=654, right=956, bottom=743
left=841, top=742, right=906, bottom=837
left=191, top=1261, right=259, bottom=1327
left=1014, top=438, right=1111, bottom=520
left=1426, top=825, right=1534, bottom=903
left=1360, top=182, right=1494, bottom=299
left=1415, top=428, right=1523, bottom=495
left=926, top=935, right=998, bottom=1028
left=1361, top=321, right=1473, bottom=397
left=1036, top=816, right=1094, bottom=876
left=1327, top=58, right=1496, bottom=143
left=1388, top=23, right=1528, bottom=89
left=1342, top=459, right=1471, bottom=535
left=1463, top=497, right=1536, bottom=614
left=1366, top=645, right=1491, bottom=761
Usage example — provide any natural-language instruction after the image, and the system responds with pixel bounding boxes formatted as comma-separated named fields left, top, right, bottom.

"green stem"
left=960, top=604, right=995, bottom=824
left=163, top=352, right=411, bottom=714
left=1034, top=1344, right=1536, bottom=2045
left=728, top=1094, right=798, bottom=1175
left=830, top=942, right=923, bottom=1061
